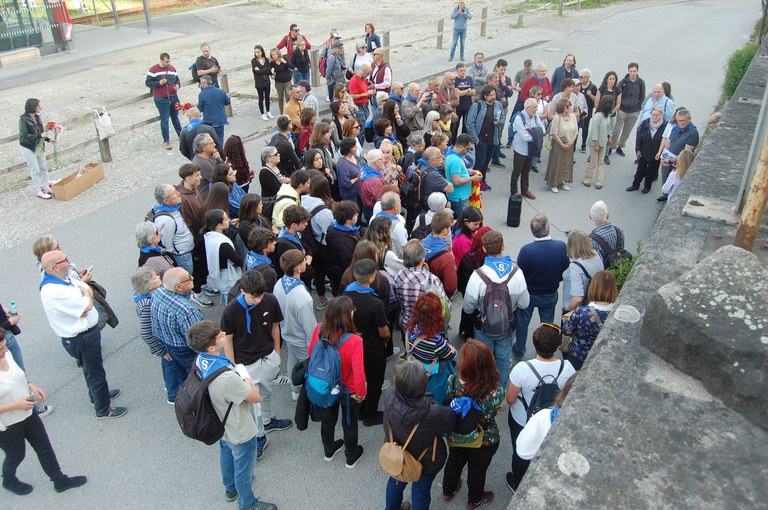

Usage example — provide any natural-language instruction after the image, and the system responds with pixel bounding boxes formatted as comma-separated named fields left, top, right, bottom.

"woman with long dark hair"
left=298, top=108, right=317, bottom=157
left=238, top=193, right=273, bottom=246
left=252, top=45, right=273, bottom=121
left=210, top=163, right=246, bottom=219
left=441, top=339, right=505, bottom=509
left=201, top=209, right=242, bottom=302
left=382, top=99, right=411, bottom=148
left=364, top=216, right=404, bottom=277
left=451, top=206, right=483, bottom=267
left=308, top=297, right=367, bottom=468
left=223, top=135, right=252, bottom=192
left=330, top=100, right=351, bottom=146
left=19, top=98, right=52, bottom=200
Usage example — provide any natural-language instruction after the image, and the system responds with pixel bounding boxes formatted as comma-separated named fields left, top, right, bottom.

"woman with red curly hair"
left=405, top=292, right=457, bottom=403
left=441, top=339, right=504, bottom=510
left=223, top=135, right=252, bottom=193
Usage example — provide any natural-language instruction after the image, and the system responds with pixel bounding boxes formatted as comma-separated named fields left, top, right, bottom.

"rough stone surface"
left=512, top=26, right=768, bottom=510
left=641, top=245, right=768, bottom=430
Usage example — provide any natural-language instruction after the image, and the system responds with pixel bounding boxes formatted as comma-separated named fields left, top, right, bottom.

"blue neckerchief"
left=228, top=185, right=245, bottom=217
left=277, top=228, right=304, bottom=251
left=281, top=275, right=305, bottom=295
left=407, top=147, right=416, bottom=154
left=484, top=256, right=514, bottom=278
left=449, top=396, right=483, bottom=418
left=153, top=203, right=181, bottom=214
left=330, top=220, right=360, bottom=233
left=388, top=92, right=402, bottom=104
left=404, top=94, right=418, bottom=104
left=533, top=74, right=545, bottom=85
left=375, top=210, right=399, bottom=223
left=670, top=121, right=695, bottom=137
left=246, top=251, right=272, bottom=270
left=423, top=234, right=448, bottom=262
left=133, top=292, right=152, bottom=303
left=551, top=406, right=560, bottom=423
left=196, top=353, right=235, bottom=380
left=236, top=293, right=257, bottom=334
left=39, top=272, right=74, bottom=290
left=360, top=164, right=382, bottom=182
left=416, top=158, right=439, bottom=172
left=344, top=281, right=379, bottom=296
left=140, top=245, right=164, bottom=254
left=386, top=133, right=399, bottom=145
left=185, top=118, right=203, bottom=132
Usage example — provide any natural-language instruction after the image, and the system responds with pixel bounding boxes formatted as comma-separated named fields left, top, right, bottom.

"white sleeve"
left=516, top=409, right=554, bottom=460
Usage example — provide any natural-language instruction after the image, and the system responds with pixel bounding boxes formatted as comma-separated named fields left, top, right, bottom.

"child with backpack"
left=504, top=324, right=576, bottom=494
left=307, top=297, right=367, bottom=468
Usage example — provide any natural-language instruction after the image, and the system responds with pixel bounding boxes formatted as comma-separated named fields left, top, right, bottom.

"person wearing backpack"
left=562, top=230, right=603, bottom=314
left=382, top=361, right=456, bottom=510
left=270, top=170, right=311, bottom=229
left=423, top=210, right=458, bottom=298
left=308, top=297, right=367, bottom=468
left=463, top=230, right=529, bottom=388
left=186, top=321, right=278, bottom=510
left=505, top=324, right=575, bottom=493
left=588, top=200, right=628, bottom=267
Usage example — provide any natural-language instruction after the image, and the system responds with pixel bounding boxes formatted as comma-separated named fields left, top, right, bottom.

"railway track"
left=72, top=0, right=209, bottom=24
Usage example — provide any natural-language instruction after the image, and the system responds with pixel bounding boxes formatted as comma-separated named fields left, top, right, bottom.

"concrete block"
left=0, top=47, right=41, bottom=68
left=641, top=245, right=768, bottom=430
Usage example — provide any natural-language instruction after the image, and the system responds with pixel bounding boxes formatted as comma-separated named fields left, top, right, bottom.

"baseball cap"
left=332, top=41, right=344, bottom=48
left=331, top=32, right=341, bottom=38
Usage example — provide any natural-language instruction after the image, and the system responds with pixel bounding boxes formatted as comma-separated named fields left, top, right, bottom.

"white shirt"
left=509, top=358, right=576, bottom=426
left=0, top=352, right=32, bottom=430
left=40, top=278, right=98, bottom=338
left=516, top=407, right=555, bottom=460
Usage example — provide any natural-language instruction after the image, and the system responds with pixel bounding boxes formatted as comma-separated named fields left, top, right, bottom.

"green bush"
left=723, top=43, right=758, bottom=101
left=609, top=241, right=642, bottom=292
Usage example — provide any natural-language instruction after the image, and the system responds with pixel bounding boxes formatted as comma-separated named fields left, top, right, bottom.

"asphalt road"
left=0, top=1, right=757, bottom=509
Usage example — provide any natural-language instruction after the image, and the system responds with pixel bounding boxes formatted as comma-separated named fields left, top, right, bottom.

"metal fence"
left=0, top=1, right=70, bottom=50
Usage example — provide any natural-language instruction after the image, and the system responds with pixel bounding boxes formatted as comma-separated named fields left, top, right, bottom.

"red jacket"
left=521, top=75, right=553, bottom=103
left=428, top=251, right=458, bottom=297
left=276, top=34, right=311, bottom=59
left=308, top=324, right=367, bottom=397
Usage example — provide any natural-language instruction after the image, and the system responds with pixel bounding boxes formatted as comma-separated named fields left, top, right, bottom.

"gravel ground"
left=0, top=0, right=644, bottom=250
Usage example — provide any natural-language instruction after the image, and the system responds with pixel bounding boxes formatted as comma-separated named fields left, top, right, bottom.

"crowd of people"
left=7, top=5, right=713, bottom=510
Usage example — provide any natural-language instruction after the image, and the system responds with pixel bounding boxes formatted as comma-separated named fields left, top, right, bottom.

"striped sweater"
left=407, top=330, right=456, bottom=363
left=134, top=296, right=165, bottom=357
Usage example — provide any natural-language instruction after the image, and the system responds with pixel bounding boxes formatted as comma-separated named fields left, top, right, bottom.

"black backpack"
left=409, top=212, right=430, bottom=241
left=303, top=203, right=329, bottom=254
left=473, top=266, right=519, bottom=337
left=190, top=62, right=200, bottom=83
left=403, top=164, right=426, bottom=212
left=175, top=358, right=234, bottom=445
left=589, top=227, right=633, bottom=269
left=571, top=261, right=592, bottom=307
left=518, top=360, right=564, bottom=422
left=262, top=194, right=297, bottom=223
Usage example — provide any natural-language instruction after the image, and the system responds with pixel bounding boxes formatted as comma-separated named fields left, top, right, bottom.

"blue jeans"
left=385, top=473, right=436, bottom=510
left=474, top=330, right=512, bottom=388
left=213, top=125, right=225, bottom=143
left=474, top=140, right=496, bottom=181
left=220, top=435, right=258, bottom=509
left=172, top=251, right=193, bottom=274
left=355, top=103, right=369, bottom=146
left=165, top=343, right=197, bottom=396
left=161, top=356, right=184, bottom=401
left=153, top=95, right=182, bottom=143
left=61, top=327, right=111, bottom=415
left=450, top=28, right=467, bottom=60
left=328, top=81, right=336, bottom=102
left=449, top=198, right=468, bottom=217
left=514, top=291, right=559, bottom=358
left=5, top=330, right=25, bottom=372
left=293, top=70, right=310, bottom=84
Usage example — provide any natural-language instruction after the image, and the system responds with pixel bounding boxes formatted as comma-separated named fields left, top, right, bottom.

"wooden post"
left=94, top=121, right=112, bottom=163
left=220, top=74, right=233, bottom=118
left=481, top=7, right=488, bottom=37
left=383, top=31, right=391, bottom=64
left=558, top=0, right=564, bottom=16
left=734, top=132, right=768, bottom=250
left=110, top=0, right=119, bottom=29
left=437, top=18, right=444, bottom=49
left=578, top=0, right=582, bottom=11
left=518, top=1, right=525, bottom=26
left=310, top=48, right=320, bottom=88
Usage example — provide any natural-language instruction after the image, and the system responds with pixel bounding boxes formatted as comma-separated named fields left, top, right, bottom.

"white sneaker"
left=191, top=292, right=213, bottom=308
left=273, top=373, right=290, bottom=385
left=267, top=112, right=274, bottom=119
left=550, top=187, right=559, bottom=193
left=561, top=184, right=571, bottom=191
left=261, top=113, right=268, bottom=121
left=291, top=391, right=300, bottom=402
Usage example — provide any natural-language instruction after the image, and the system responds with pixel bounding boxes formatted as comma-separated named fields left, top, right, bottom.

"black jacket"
left=179, top=123, right=222, bottom=160
left=251, top=57, right=271, bottom=89
left=326, top=226, right=361, bottom=283
left=0, top=303, right=21, bottom=336
left=382, top=387, right=456, bottom=476
left=635, top=119, right=667, bottom=161
left=269, top=132, right=302, bottom=177
left=19, top=114, right=46, bottom=151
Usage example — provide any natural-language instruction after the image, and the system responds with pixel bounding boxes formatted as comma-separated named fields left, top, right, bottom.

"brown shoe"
left=522, top=191, right=536, bottom=199
left=163, top=142, right=172, bottom=150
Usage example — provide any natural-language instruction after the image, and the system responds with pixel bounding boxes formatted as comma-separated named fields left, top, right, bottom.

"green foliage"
left=608, top=240, right=642, bottom=292
left=722, top=43, right=758, bottom=101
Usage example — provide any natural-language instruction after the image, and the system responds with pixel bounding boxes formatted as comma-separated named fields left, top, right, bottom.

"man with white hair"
left=510, top=98, right=546, bottom=199
left=359, top=149, right=395, bottom=222
left=520, top=62, right=553, bottom=103
left=375, top=191, right=408, bottom=258
left=401, top=82, right=431, bottom=132
left=589, top=200, right=626, bottom=265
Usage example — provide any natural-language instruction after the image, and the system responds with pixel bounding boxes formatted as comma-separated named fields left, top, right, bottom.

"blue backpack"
left=305, top=332, right=353, bottom=408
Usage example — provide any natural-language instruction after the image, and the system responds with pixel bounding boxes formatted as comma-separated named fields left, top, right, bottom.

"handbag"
left=560, top=306, right=603, bottom=353
left=93, top=107, right=115, bottom=140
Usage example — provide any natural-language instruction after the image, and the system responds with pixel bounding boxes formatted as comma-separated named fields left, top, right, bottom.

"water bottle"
left=9, top=300, right=17, bottom=316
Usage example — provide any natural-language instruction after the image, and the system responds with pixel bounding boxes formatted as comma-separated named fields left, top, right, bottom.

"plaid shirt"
left=590, top=223, right=624, bottom=262
left=150, top=288, right=203, bottom=348
left=394, top=267, right=448, bottom=328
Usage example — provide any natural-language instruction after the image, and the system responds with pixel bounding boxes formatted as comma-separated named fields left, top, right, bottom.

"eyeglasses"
left=179, top=276, right=194, bottom=285
left=270, top=152, right=279, bottom=157
left=54, top=257, right=69, bottom=266
left=353, top=125, right=361, bottom=130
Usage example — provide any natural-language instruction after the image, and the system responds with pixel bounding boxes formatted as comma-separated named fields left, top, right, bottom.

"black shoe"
left=616, top=147, right=626, bottom=156
left=345, top=445, right=365, bottom=469
left=324, top=439, right=345, bottom=461
left=362, top=411, right=384, bottom=427
left=531, top=166, right=539, bottom=173
left=505, top=472, right=517, bottom=493
left=625, top=186, right=639, bottom=192
left=634, top=159, right=639, bottom=164
left=3, top=478, right=33, bottom=495
left=54, top=475, right=87, bottom=493
left=641, top=187, right=651, bottom=194
left=656, top=195, right=668, bottom=203
left=580, top=146, right=586, bottom=153
left=490, top=161, right=504, bottom=168
left=499, top=151, right=507, bottom=159
left=604, top=156, right=611, bottom=165
left=505, top=142, right=513, bottom=149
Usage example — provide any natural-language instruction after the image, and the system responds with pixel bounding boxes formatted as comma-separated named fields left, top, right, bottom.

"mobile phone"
left=27, top=393, right=40, bottom=402
left=86, top=265, right=94, bottom=273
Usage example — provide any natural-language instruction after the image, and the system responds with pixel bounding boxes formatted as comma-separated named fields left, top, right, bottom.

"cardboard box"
left=51, top=163, right=105, bottom=201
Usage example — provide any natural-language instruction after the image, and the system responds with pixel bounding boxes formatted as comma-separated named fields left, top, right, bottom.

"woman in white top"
left=202, top=209, right=243, bottom=304
left=348, top=42, right=373, bottom=73
left=504, top=324, right=576, bottom=493
left=0, top=331, right=87, bottom=495
left=516, top=373, right=577, bottom=461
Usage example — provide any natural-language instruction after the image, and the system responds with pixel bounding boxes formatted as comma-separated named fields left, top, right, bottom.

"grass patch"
left=578, top=0, right=619, bottom=8
left=609, top=241, right=642, bottom=292
left=509, top=22, right=525, bottom=29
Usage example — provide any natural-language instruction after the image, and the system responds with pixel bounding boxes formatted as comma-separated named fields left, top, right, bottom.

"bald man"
left=178, top=106, right=221, bottom=160
left=349, top=63, right=375, bottom=126
left=39, top=251, right=126, bottom=419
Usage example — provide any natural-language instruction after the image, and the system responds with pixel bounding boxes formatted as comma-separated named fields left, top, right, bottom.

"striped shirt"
left=407, top=330, right=456, bottom=363
left=135, top=296, right=165, bottom=357
left=150, top=288, right=203, bottom=348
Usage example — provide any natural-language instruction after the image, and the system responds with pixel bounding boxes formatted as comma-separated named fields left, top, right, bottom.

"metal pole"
left=92, top=0, right=100, bottom=24
left=142, top=0, right=151, bottom=33
left=437, top=18, right=444, bottom=49
left=220, top=74, right=233, bottom=118
left=110, top=0, right=119, bottom=29
left=383, top=31, right=390, bottom=64
left=481, top=7, right=488, bottom=37
left=310, top=48, right=320, bottom=88
left=733, top=131, right=768, bottom=250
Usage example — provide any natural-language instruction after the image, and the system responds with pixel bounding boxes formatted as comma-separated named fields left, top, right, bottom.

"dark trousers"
left=633, top=159, right=661, bottom=190
left=256, top=84, right=271, bottom=114
left=511, top=150, right=532, bottom=195
left=0, top=413, right=64, bottom=484
left=579, top=113, right=593, bottom=150
left=474, top=140, right=495, bottom=182
left=442, top=441, right=500, bottom=504
left=312, top=248, right=328, bottom=298
left=507, top=414, right=529, bottom=491
left=360, top=348, right=385, bottom=420
left=61, top=326, right=111, bottom=415
left=192, top=239, right=208, bottom=294
left=320, top=396, right=360, bottom=462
